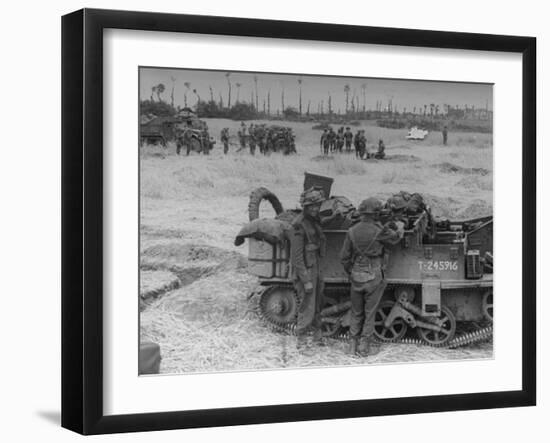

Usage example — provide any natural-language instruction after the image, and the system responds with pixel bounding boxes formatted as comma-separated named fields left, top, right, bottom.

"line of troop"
left=320, top=126, right=386, bottom=160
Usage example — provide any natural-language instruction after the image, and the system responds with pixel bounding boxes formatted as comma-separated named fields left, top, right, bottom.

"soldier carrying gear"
left=340, top=197, right=404, bottom=357
left=290, top=187, right=327, bottom=352
left=442, top=125, right=448, bottom=146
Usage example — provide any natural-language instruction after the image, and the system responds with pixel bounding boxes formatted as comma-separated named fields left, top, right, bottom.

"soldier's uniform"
left=374, top=139, right=386, bottom=159
left=220, top=128, right=229, bottom=154
left=320, top=130, right=329, bottom=155
left=328, top=129, right=336, bottom=152
left=355, top=131, right=366, bottom=159
left=340, top=198, right=404, bottom=356
left=336, top=129, right=345, bottom=153
left=238, top=125, right=247, bottom=150
left=290, top=188, right=326, bottom=348
left=442, top=126, right=448, bottom=145
left=248, top=124, right=256, bottom=155
left=344, top=128, right=353, bottom=152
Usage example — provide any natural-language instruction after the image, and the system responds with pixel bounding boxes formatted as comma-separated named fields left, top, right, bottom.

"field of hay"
left=140, top=118, right=493, bottom=374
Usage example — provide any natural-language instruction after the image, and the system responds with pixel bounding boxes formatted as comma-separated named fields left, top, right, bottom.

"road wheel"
left=374, top=301, right=408, bottom=342
left=416, top=305, right=456, bottom=346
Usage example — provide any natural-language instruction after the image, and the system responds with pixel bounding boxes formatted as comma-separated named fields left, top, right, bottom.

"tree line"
left=143, top=73, right=492, bottom=123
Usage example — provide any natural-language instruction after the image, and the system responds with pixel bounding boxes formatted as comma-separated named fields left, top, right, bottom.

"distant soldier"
left=238, top=126, right=247, bottom=151
left=354, top=130, right=361, bottom=158
left=176, top=120, right=195, bottom=156
left=340, top=197, right=404, bottom=356
left=248, top=123, right=256, bottom=155
left=374, top=139, right=386, bottom=159
left=344, top=127, right=353, bottom=152
left=320, top=129, right=329, bottom=155
left=328, top=128, right=336, bottom=153
left=220, top=128, right=230, bottom=154
left=336, top=127, right=345, bottom=153
left=256, top=125, right=267, bottom=155
left=355, top=130, right=367, bottom=159
left=442, top=125, right=448, bottom=146
left=290, top=187, right=327, bottom=351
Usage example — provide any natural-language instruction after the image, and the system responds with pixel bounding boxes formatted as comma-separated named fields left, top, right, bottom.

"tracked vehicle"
left=237, top=173, right=493, bottom=348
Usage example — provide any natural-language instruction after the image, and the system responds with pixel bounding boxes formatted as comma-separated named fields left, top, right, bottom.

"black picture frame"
left=61, top=8, right=536, bottom=435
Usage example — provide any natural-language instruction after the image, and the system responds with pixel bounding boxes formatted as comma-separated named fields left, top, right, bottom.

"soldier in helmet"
left=320, top=129, right=330, bottom=155
left=290, top=187, right=327, bottom=351
left=248, top=123, right=256, bottom=155
left=344, top=127, right=353, bottom=152
left=340, top=197, right=404, bottom=357
left=220, top=128, right=230, bottom=154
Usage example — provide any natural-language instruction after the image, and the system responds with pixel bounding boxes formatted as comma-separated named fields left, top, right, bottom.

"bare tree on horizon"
left=225, top=72, right=232, bottom=108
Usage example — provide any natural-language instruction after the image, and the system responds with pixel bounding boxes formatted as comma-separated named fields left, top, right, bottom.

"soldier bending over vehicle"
left=290, top=187, right=327, bottom=352
left=340, top=197, right=404, bottom=357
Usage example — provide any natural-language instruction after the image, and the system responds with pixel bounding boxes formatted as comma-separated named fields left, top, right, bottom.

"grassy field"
left=140, top=118, right=493, bottom=374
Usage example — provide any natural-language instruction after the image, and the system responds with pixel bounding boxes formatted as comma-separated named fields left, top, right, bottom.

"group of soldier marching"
left=290, top=187, right=404, bottom=357
left=320, top=127, right=386, bottom=160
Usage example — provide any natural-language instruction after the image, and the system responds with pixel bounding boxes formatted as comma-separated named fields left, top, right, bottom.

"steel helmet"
left=358, top=197, right=383, bottom=214
left=300, top=187, right=325, bottom=207
left=387, top=195, right=407, bottom=211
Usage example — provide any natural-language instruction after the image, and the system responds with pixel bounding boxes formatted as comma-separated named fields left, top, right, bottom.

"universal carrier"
left=238, top=173, right=493, bottom=347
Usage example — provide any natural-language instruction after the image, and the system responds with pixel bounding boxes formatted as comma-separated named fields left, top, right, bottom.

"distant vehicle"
left=174, top=109, right=215, bottom=154
left=140, top=114, right=182, bottom=146
left=406, top=126, right=429, bottom=140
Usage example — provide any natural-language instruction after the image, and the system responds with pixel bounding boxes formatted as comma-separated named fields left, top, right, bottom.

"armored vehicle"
left=140, top=115, right=181, bottom=146
left=236, top=173, right=493, bottom=348
left=175, top=113, right=215, bottom=155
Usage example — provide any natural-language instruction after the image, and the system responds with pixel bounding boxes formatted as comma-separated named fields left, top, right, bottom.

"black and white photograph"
left=138, top=67, right=494, bottom=375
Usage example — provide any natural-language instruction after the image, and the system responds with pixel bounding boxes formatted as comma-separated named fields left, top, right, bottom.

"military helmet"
left=387, top=195, right=407, bottom=211
left=358, top=197, right=383, bottom=214
left=300, top=187, right=325, bottom=207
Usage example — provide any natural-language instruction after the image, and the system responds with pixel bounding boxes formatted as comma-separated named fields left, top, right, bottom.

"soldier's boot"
left=296, top=334, right=309, bottom=352
left=349, top=337, right=359, bottom=356
left=358, top=336, right=381, bottom=357
left=312, top=328, right=324, bottom=347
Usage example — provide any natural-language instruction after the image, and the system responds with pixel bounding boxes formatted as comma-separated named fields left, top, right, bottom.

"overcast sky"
left=140, top=67, right=493, bottom=114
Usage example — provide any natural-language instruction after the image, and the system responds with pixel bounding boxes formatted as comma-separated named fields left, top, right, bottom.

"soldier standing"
left=344, top=127, right=353, bottom=152
left=442, top=125, right=448, bottom=146
left=355, top=130, right=367, bottom=159
left=248, top=123, right=256, bottom=155
left=336, top=127, right=345, bottom=153
left=238, top=122, right=247, bottom=151
left=328, top=127, right=336, bottom=153
left=353, top=129, right=361, bottom=158
left=220, top=128, right=230, bottom=154
left=320, top=129, right=329, bottom=155
left=340, top=197, right=404, bottom=356
left=290, top=187, right=326, bottom=351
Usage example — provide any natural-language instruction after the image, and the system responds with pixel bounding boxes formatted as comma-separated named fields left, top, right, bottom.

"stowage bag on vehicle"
left=234, top=218, right=291, bottom=246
